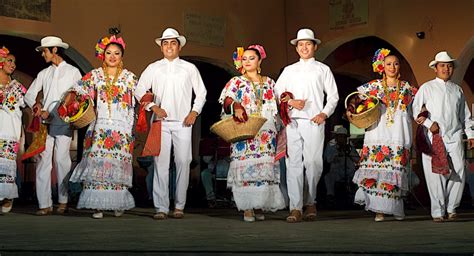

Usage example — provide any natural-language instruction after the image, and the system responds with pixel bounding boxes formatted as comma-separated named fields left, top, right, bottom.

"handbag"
left=141, top=120, right=161, bottom=157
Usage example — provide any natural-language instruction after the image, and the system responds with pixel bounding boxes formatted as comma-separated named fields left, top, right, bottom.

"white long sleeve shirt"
left=274, top=58, right=339, bottom=119
left=24, top=61, right=82, bottom=112
left=412, top=77, right=474, bottom=143
left=135, top=57, right=207, bottom=121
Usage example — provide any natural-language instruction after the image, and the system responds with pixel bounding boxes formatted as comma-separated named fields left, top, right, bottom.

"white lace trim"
left=354, top=188, right=404, bottom=216
left=231, top=184, right=286, bottom=211
left=76, top=186, right=135, bottom=211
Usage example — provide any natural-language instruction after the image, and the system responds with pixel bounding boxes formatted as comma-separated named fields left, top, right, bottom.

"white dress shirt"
left=274, top=58, right=339, bottom=119
left=135, top=57, right=207, bottom=121
left=413, top=77, right=474, bottom=142
left=25, top=61, right=82, bottom=112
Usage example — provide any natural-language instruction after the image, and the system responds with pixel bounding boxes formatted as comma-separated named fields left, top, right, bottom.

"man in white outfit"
left=275, top=28, right=339, bottom=222
left=135, top=28, right=207, bottom=220
left=413, top=51, right=474, bottom=222
left=25, top=36, right=82, bottom=215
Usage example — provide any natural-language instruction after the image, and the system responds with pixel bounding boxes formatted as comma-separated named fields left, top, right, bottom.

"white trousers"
left=422, top=140, right=465, bottom=218
left=285, top=119, right=324, bottom=211
left=36, top=134, right=72, bottom=209
left=153, top=121, right=192, bottom=214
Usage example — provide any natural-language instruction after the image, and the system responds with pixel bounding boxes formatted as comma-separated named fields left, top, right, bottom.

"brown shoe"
left=56, top=203, right=68, bottom=214
left=286, top=209, right=303, bottom=223
left=432, top=217, right=444, bottom=223
left=303, top=204, right=317, bottom=221
left=153, top=212, right=168, bottom=220
left=172, top=209, right=184, bottom=219
left=447, top=213, right=458, bottom=221
left=36, top=207, right=53, bottom=216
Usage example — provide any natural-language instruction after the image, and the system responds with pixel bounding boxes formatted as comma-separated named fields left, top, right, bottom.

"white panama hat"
left=155, top=28, right=187, bottom=47
left=290, top=28, right=321, bottom=46
left=35, top=36, right=69, bottom=52
left=429, top=51, right=456, bottom=68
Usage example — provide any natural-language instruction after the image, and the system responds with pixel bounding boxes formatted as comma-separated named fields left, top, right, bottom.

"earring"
left=241, top=69, right=246, bottom=75
left=257, top=67, right=261, bottom=74
left=119, top=60, right=124, bottom=69
left=397, top=73, right=401, bottom=79
left=102, top=61, right=107, bottom=70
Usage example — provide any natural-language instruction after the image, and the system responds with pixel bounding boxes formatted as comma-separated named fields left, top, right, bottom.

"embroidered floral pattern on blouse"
left=231, top=130, right=276, bottom=161
left=92, top=128, right=133, bottom=153
left=0, top=139, right=19, bottom=160
left=363, top=80, right=416, bottom=112
left=0, top=80, right=26, bottom=112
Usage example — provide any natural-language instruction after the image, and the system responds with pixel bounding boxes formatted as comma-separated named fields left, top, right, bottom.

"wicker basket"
left=345, top=91, right=380, bottom=129
left=70, top=98, right=96, bottom=129
left=210, top=116, right=267, bottom=143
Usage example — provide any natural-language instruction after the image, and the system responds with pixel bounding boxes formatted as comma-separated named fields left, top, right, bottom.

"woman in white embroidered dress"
left=218, top=45, right=285, bottom=222
left=69, top=35, right=137, bottom=219
left=0, top=47, right=26, bottom=213
left=351, top=49, right=417, bottom=221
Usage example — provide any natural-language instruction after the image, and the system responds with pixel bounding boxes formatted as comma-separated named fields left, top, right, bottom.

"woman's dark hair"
left=245, top=48, right=261, bottom=60
left=105, top=42, right=125, bottom=56
left=47, top=47, right=65, bottom=58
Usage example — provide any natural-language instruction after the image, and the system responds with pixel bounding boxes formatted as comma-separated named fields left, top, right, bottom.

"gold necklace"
left=244, top=73, right=264, bottom=115
left=382, top=78, right=401, bottom=127
left=103, top=66, right=122, bottom=118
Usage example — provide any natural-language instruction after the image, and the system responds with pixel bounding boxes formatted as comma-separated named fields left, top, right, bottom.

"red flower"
left=112, top=86, right=119, bottom=97
left=264, top=89, right=273, bottom=100
left=84, top=136, right=92, bottom=150
left=365, top=178, right=376, bottom=188
left=402, top=94, right=411, bottom=105
left=390, top=91, right=398, bottom=101
left=129, top=142, right=134, bottom=154
left=381, top=146, right=390, bottom=155
left=370, top=90, right=377, bottom=96
left=376, top=151, right=385, bottom=162
left=400, top=150, right=408, bottom=166
left=82, top=72, right=92, bottom=81
left=384, top=183, right=395, bottom=191
left=123, top=93, right=131, bottom=104
left=362, top=146, right=369, bottom=156
left=104, top=137, right=115, bottom=150
left=261, top=132, right=269, bottom=143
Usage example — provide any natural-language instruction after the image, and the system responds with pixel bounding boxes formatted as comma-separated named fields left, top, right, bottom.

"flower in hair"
left=372, top=48, right=390, bottom=74
left=0, top=46, right=10, bottom=69
left=233, top=47, right=244, bottom=73
left=95, top=35, right=126, bottom=61
left=248, top=44, right=267, bottom=59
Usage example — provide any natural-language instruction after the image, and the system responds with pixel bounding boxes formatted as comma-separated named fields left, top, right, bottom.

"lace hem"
left=354, top=187, right=404, bottom=216
left=0, top=181, right=18, bottom=199
left=70, top=157, right=133, bottom=186
left=231, top=184, right=286, bottom=211
left=76, top=185, right=135, bottom=211
left=0, top=158, right=16, bottom=177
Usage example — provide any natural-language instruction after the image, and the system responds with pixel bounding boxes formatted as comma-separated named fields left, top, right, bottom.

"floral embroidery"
left=0, top=80, right=25, bottom=112
left=0, top=174, right=15, bottom=184
left=83, top=181, right=128, bottom=191
left=360, top=80, right=416, bottom=112
left=0, top=139, right=19, bottom=160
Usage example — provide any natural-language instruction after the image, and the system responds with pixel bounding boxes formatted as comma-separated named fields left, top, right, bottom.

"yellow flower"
left=380, top=48, right=390, bottom=57
left=102, top=37, right=110, bottom=45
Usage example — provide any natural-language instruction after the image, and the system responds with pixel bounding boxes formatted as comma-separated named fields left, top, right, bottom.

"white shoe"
left=374, top=213, right=384, bottom=222
left=255, top=214, right=265, bottom=221
left=243, top=210, right=255, bottom=222
left=92, top=212, right=103, bottom=219
left=114, top=210, right=124, bottom=217
left=394, top=215, right=405, bottom=221
left=2, top=199, right=13, bottom=213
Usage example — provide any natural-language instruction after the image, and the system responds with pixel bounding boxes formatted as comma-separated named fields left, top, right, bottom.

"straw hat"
left=35, top=36, right=69, bottom=52
left=155, top=28, right=187, bottom=47
left=290, top=28, right=321, bottom=45
left=429, top=51, right=456, bottom=68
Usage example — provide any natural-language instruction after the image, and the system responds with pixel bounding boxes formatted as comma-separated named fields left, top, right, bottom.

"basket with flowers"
left=345, top=91, right=380, bottom=129
left=58, top=92, right=96, bottom=129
